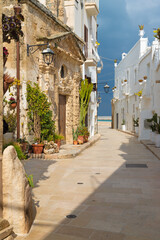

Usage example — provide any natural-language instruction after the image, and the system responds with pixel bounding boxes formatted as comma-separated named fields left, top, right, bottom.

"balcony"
left=85, top=0, right=99, bottom=16
left=84, top=43, right=97, bottom=66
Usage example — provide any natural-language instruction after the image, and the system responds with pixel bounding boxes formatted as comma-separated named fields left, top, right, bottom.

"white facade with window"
left=113, top=29, right=160, bottom=141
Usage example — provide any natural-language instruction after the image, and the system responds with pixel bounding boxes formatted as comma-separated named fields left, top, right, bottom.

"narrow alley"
left=18, top=122, right=160, bottom=240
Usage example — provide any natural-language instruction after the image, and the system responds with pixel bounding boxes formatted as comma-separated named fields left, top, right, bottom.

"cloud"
left=125, top=0, right=160, bottom=25
left=125, top=0, right=160, bottom=13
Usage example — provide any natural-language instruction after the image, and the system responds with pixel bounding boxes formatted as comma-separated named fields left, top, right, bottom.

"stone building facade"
left=3, top=0, right=85, bottom=144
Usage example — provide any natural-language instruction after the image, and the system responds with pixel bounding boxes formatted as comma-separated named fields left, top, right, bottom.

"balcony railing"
left=84, top=43, right=99, bottom=66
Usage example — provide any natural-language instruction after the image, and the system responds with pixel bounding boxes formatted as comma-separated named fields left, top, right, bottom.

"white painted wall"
left=64, top=0, right=100, bottom=137
left=114, top=30, right=160, bottom=141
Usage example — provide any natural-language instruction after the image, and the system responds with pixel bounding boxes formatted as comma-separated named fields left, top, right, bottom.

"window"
left=60, top=65, right=67, bottom=78
left=84, top=25, right=88, bottom=58
left=133, top=104, right=135, bottom=113
left=134, top=69, right=137, bottom=84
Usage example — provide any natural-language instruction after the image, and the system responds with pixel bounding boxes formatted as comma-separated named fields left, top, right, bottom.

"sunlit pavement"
left=17, top=122, right=160, bottom=240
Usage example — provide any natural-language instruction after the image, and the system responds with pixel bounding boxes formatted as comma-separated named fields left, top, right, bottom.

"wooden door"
left=59, top=95, right=66, bottom=139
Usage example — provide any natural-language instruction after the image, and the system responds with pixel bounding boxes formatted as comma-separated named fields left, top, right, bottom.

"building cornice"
left=19, top=0, right=85, bottom=45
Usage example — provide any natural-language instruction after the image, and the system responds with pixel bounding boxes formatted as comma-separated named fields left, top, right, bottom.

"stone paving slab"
left=141, top=139, right=160, bottom=161
left=16, top=123, right=160, bottom=240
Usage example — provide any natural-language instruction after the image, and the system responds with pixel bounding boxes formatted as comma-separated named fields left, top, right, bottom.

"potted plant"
left=133, top=118, right=139, bottom=135
left=83, top=127, right=89, bottom=143
left=135, top=90, right=143, bottom=99
left=3, top=47, right=9, bottom=66
left=155, top=122, right=160, bottom=147
left=53, top=134, right=64, bottom=149
left=121, top=119, right=126, bottom=131
left=27, top=83, right=55, bottom=154
left=138, top=79, right=143, bottom=85
left=9, top=97, right=16, bottom=109
left=17, top=138, right=29, bottom=152
left=139, top=25, right=144, bottom=38
left=153, top=28, right=160, bottom=41
left=147, top=113, right=158, bottom=144
left=72, top=128, right=78, bottom=145
left=77, top=126, right=84, bottom=144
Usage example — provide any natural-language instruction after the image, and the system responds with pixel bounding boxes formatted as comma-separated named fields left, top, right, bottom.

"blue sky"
left=97, top=0, right=160, bottom=116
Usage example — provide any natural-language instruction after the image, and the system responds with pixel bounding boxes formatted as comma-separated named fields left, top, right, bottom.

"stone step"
left=0, top=218, right=13, bottom=240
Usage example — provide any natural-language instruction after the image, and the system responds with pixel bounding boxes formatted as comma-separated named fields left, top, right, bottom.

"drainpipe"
left=57, top=0, right=59, bottom=17
left=16, top=41, right=20, bottom=139
left=14, top=6, right=21, bottom=139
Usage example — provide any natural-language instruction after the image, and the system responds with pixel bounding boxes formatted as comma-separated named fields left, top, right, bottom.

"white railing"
left=114, top=90, right=119, bottom=99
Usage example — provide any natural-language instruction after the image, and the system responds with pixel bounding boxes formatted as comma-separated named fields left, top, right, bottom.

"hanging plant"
left=3, top=47, right=9, bottom=66
left=2, top=12, right=24, bottom=43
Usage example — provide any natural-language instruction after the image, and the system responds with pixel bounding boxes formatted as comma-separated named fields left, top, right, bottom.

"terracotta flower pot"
left=32, top=144, right=44, bottom=154
left=84, top=135, right=89, bottom=143
left=73, top=140, right=78, bottom=145
left=55, top=139, right=61, bottom=149
left=77, top=135, right=84, bottom=144
left=10, top=102, right=17, bottom=109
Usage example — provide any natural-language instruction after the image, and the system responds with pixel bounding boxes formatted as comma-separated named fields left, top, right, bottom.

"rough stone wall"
left=2, top=146, right=35, bottom=235
left=0, top=0, right=3, bottom=218
left=0, top=0, right=3, bottom=157
left=3, top=0, right=83, bottom=143
left=46, top=0, right=65, bottom=22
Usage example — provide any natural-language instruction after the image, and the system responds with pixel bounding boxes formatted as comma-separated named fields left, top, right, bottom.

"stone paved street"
left=17, top=122, right=160, bottom=240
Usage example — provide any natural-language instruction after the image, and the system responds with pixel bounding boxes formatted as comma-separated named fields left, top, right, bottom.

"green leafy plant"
left=8, top=97, right=16, bottom=104
left=72, top=128, right=78, bottom=141
left=121, top=119, right=125, bottom=125
left=147, top=113, right=158, bottom=132
left=139, top=25, right=144, bottom=30
left=3, top=142, right=27, bottom=160
left=53, top=133, right=64, bottom=141
left=79, top=79, right=93, bottom=126
left=133, top=118, right=139, bottom=127
left=27, top=83, right=55, bottom=143
left=135, top=90, right=143, bottom=97
left=77, top=126, right=89, bottom=136
left=26, top=174, right=34, bottom=188
left=153, top=28, right=160, bottom=40
left=3, top=111, right=17, bottom=132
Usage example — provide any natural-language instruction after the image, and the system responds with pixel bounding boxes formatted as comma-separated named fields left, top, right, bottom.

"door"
left=59, top=95, right=66, bottom=139
left=116, top=113, right=119, bottom=129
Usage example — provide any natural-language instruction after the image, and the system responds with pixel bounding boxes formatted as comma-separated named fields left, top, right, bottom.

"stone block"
left=2, top=146, right=35, bottom=235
